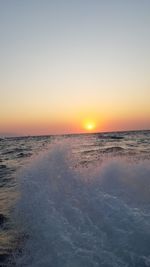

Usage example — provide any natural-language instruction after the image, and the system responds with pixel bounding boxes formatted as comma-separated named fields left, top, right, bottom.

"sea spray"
left=12, top=144, right=150, bottom=267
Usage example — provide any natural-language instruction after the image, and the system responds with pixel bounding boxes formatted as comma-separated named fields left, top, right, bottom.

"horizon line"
left=1, top=128, right=150, bottom=139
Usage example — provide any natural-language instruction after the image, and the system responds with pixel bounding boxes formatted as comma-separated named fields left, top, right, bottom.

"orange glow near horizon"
left=0, top=110, right=150, bottom=136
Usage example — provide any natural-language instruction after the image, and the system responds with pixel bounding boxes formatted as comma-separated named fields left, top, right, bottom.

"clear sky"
left=0, top=0, right=150, bottom=135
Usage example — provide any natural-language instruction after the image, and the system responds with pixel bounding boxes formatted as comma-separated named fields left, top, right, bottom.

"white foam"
left=13, top=144, right=150, bottom=267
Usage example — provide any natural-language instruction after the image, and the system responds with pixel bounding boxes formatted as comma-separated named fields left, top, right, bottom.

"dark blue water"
left=0, top=131, right=150, bottom=266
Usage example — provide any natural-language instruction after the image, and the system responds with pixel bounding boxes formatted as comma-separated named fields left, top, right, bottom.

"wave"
left=11, top=144, right=150, bottom=267
left=98, top=134, right=124, bottom=140
left=81, top=146, right=125, bottom=155
left=102, top=146, right=125, bottom=153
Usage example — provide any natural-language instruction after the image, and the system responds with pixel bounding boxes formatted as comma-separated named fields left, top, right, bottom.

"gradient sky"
left=0, top=0, right=150, bottom=135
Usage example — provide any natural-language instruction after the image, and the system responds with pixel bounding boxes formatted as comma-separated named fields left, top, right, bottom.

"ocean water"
left=0, top=130, right=150, bottom=267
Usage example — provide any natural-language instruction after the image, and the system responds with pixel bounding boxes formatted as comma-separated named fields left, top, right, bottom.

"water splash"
left=12, top=144, right=150, bottom=267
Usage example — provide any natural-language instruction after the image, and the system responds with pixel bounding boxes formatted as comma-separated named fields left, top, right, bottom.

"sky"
left=0, top=0, right=150, bottom=135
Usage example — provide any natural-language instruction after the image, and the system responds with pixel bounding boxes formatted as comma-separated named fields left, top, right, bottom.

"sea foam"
left=12, top=144, right=150, bottom=267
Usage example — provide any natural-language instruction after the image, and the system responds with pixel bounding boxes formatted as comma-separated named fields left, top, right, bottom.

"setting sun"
left=84, top=121, right=96, bottom=131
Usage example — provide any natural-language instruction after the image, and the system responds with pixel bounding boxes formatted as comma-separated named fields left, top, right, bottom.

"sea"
left=0, top=130, right=150, bottom=267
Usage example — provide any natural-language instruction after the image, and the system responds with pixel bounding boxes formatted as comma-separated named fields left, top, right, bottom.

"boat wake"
left=11, top=144, right=150, bottom=267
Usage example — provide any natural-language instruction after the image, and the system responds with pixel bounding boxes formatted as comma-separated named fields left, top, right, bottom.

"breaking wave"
left=12, top=144, right=150, bottom=267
